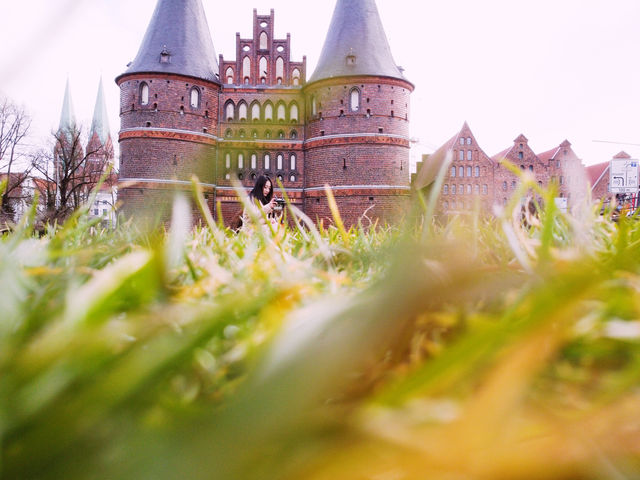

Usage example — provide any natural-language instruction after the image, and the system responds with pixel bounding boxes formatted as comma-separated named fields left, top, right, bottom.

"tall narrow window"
left=290, top=154, right=296, bottom=170
left=452, top=185, right=456, bottom=195
left=259, top=57, right=268, bottom=80
left=451, top=166, right=456, bottom=177
left=350, top=88, right=360, bottom=111
left=264, top=154, right=271, bottom=170
left=190, top=87, right=200, bottom=108
left=277, top=154, right=283, bottom=170
left=225, top=153, right=231, bottom=169
left=467, top=137, right=472, bottom=145
left=475, top=166, right=480, bottom=177
left=459, top=166, right=464, bottom=177
left=226, top=67, right=234, bottom=84
left=140, top=82, right=149, bottom=105
left=459, top=150, right=464, bottom=161
left=238, top=102, right=248, bottom=121
left=251, top=102, right=260, bottom=121
left=292, top=68, right=301, bottom=86
left=225, top=102, right=235, bottom=121
left=483, top=184, right=488, bottom=195
left=466, top=166, right=472, bottom=177
left=276, top=57, right=284, bottom=83
left=243, top=57, right=251, bottom=83
left=290, top=103, right=299, bottom=122
left=251, top=154, right=257, bottom=169
left=264, top=103, right=273, bottom=122
left=277, top=103, right=286, bottom=122
left=238, top=153, right=244, bottom=169
left=444, top=184, right=449, bottom=194
left=467, top=150, right=472, bottom=161
left=259, top=32, right=268, bottom=50
left=311, top=96, right=317, bottom=117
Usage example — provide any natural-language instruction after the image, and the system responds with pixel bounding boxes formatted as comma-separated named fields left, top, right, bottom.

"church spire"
left=58, top=78, right=76, bottom=133
left=118, top=0, right=220, bottom=83
left=89, top=77, right=111, bottom=146
left=308, top=0, right=406, bottom=85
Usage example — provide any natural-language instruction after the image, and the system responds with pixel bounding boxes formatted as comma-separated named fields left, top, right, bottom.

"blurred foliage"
left=1, top=175, right=640, bottom=480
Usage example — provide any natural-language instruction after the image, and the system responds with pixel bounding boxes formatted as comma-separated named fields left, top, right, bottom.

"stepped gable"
left=308, top=0, right=406, bottom=84
left=119, top=0, right=220, bottom=83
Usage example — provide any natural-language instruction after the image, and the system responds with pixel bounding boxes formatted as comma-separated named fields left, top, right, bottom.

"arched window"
left=140, top=82, right=149, bottom=105
left=277, top=130, right=285, bottom=139
left=451, top=166, right=456, bottom=177
left=238, top=129, right=246, bottom=138
left=474, top=184, right=480, bottom=194
left=238, top=102, right=248, bottom=121
left=190, top=87, right=200, bottom=108
left=311, top=96, right=317, bottom=117
left=290, top=174, right=296, bottom=182
left=467, top=137, right=472, bottom=145
left=226, top=67, right=234, bottom=84
left=264, top=103, right=273, bottom=122
left=529, top=165, right=533, bottom=172
left=277, top=103, right=286, bottom=122
left=466, top=166, right=472, bottom=177
left=502, top=181, right=507, bottom=191
left=238, top=153, right=244, bottom=169
left=444, top=201, right=449, bottom=210
left=459, top=150, right=464, bottom=161
left=225, top=102, right=235, bottom=121
left=459, top=166, right=464, bottom=177
left=459, top=138, right=465, bottom=146
left=467, top=150, right=472, bottom=161
left=225, top=128, right=233, bottom=138
left=259, top=32, right=268, bottom=50
left=444, top=184, right=449, bottom=195
left=251, top=153, right=257, bottom=169
left=243, top=57, right=251, bottom=83
left=277, top=154, right=283, bottom=170
left=290, top=154, right=296, bottom=170
left=512, top=180, right=516, bottom=189
left=290, top=130, right=297, bottom=139
left=276, top=57, right=284, bottom=83
left=290, top=103, right=299, bottom=122
left=467, top=184, right=472, bottom=194
left=264, top=154, right=271, bottom=170
left=483, top=184, right=488, bottom=195
left=225, top=153, right=231, bottom=169
left=259, top=57, right=268, bottom=80
left=350, top=88, right=360, bottom=111
left=475, top=166, right=480, bottom=177
left=265, top=130, right=271, bottom=139
left=451, top=185, right=456, bottom=195
left=292, top=68, right=301, bottom=86
left=251, top=129, right=258, bottom=138
left=251, top=102, right=260, bottom=122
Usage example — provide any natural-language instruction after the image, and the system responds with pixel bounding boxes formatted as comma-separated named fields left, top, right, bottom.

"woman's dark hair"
left=248, top=175, right=273, bottom=205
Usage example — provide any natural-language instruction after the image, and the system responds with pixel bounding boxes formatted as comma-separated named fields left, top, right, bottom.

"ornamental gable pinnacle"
left=309, top=0, right=406, bottom=84
left=120, top=0, right=220, bottom=83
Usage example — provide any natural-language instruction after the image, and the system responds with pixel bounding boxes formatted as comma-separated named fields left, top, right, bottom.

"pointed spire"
left=58, top=78, right=76, bottom=133
left=309, top=0, right=406, bottom=84
left=120, top=0, right=220, bottom=83
left=90, top=77, right=111, bottom=146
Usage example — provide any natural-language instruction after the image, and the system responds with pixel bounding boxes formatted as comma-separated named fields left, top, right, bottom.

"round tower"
left=303, top=0, right=414, bottom=227
left=116, top=0, right=221, bottom=220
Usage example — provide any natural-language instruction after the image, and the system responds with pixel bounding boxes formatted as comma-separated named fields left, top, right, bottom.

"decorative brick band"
left=119, top=177, right=216, bottom=193
left=305, top=134, right=410, bottom=149
left=116, top=72, right=222, bottom=87
left=304, top=75, right=414, bottom=92
left=218, top=139, right=304, bottom=151
left=119, top=128, right=218, bottom=146
left=305, top=186, right=411, bottom=198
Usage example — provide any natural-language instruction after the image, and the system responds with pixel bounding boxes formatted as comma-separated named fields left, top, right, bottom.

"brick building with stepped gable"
left=115, top=0, right=413, bottom=227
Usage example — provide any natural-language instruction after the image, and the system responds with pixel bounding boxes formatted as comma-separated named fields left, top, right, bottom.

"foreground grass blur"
left=1, top=177, right=640, bottom=480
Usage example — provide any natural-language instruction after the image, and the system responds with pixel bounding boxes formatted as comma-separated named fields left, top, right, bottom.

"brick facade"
left=117, top=5, right=412, bottom=228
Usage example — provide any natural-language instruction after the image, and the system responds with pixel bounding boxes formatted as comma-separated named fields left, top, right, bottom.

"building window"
left=259, top=57, right=268, bottom=79
left=451, top=166, right=456, bottom=177
left=265, top=130, right=272, bottom=139
left=529, top=165, right=533, bottom=172
left=225, top=129, right=233, bottom=138
left=225, top=102, right=235, bottom=121
left=559, top=176, right=564, bottom=185
left=459, top=166, right=464, bottom=177
left=226, top=67, right=234, bottom=84
left=451, top=184, right=456, bottom=195
left=350, top=88, right=360, bottom=111
left=238, top=102, right=248, bottom=121
left=518, top=152, right=523, bottom=160
left=290, top=130, right=297, bottom=139
left=238, top=129, right=246, bottom=138
left=277, top=130, right=285, bottom=139
left=290, top=103, right=299, bottom=122
left=459, top=184, right=464, bottom=195
left=467, top=150, right=472, bottom=161
left=277, top=154, right=283, bottom=170
left=225, top=153, right=231, bottom=169
left=512, top=180, right=516, bottom=189
left=190, top=87, right=200, bottom=108
left=259, top=32, right=268, bottom=50
left=444, top=201, right=449, bottom=210
left=483, top=184, right=488, bottom=195
left=243, top=56, right=251, bottom=82
left=140, top=82, right=149, bottom=105
left=474, top=184, right=479, bottom=194
left=459, top=150, right=464, bottom=161
left=290, top=174, right=296, bottom=182
left=444, top=184, right=449, bottom=194
left=290, top=154, right=296, bottom=170
left=238, top=153, right=244, bottom=169
left=467, top=184, right=472, bottom=194
left=466, top=166, right=472, bottom=177
left=502, top=181, right=507, bottom=191
left=265, top=103, right=273, bottom=122
left=277, top=103, right=286, bottom=122
left=252, top=102, right=260, bottom=122
left=251, top=153, right=257, bottom=169
left=292, top=69, right=301, bottom=86
left=276, top=57, right=284, bottom=81
left=459, top=138, right=464, bottom=146
left=264, top=154, right=271, bottom=170
left=475, top=166, right=480, bottom=177
left=467, top=137, right=472, bottom=145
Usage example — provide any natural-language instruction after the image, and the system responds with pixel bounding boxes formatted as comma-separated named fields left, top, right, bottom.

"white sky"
left=1, top=0, right=639, bottom=168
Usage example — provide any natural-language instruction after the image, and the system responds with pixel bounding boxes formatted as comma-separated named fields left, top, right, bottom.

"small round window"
left=276, top=45, right=284, bottom=53
left=260, top=21, right=268, bottom=27
left=242, top=45, right=250, bottom=52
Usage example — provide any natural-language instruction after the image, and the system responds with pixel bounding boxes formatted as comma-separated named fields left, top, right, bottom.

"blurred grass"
left=1, top=177, right=640, bottom=480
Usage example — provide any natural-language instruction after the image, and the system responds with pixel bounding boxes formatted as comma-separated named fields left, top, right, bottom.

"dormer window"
left=346, top=49, right=356, bottom=66
left=190, top=87, right=200, bottom=108
left=160, top=46, right=171, bottom=64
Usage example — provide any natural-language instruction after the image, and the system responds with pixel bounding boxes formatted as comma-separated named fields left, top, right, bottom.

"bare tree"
left=32, top=125, right=110, bottom=223
left=0, top=95, right=33, bottom=218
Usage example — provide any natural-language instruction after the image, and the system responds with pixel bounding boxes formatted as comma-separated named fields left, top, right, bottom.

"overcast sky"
left=1, top=0, right=639, bottom=169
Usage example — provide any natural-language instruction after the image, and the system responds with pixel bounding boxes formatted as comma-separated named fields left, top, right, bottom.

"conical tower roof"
left=58, top=78, right=76, bottom=132
left=308, top=0, right=406, bottom=85
left=89, top=78, right=111, bottom=146
left=119, top=0, right=220, bottom=83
